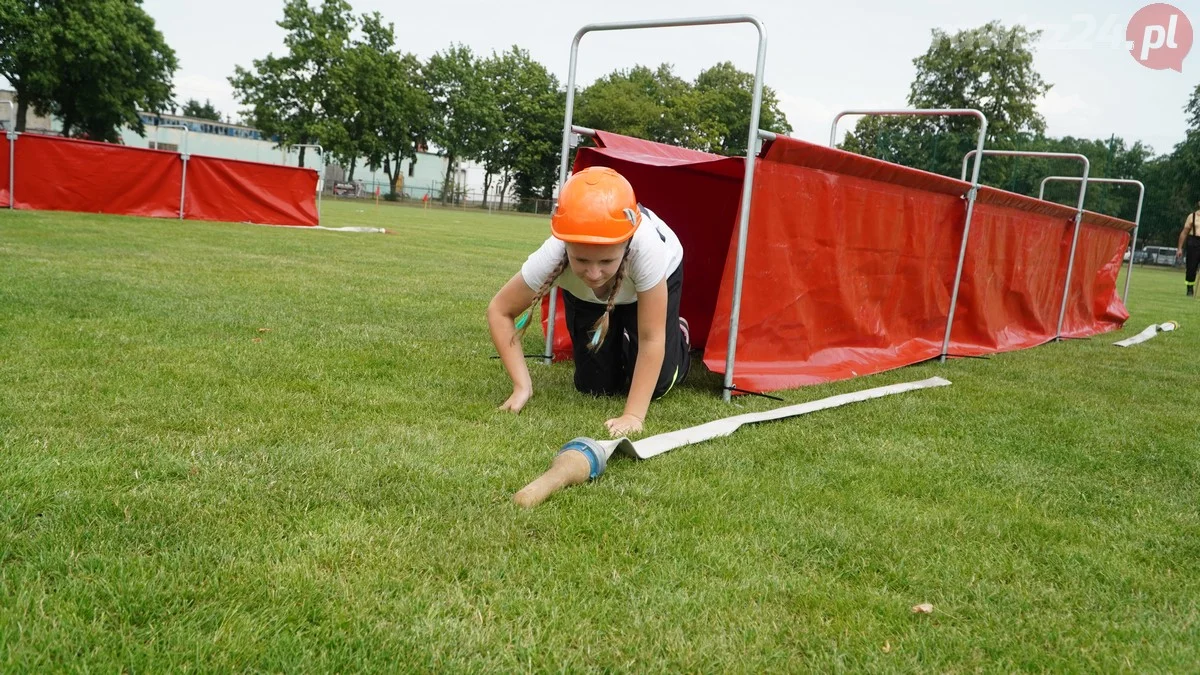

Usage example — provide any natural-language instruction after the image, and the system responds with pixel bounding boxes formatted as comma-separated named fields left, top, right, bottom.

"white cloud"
left=775, top=92, right=842, bottom=145
left=1039, top=88, right=1090, bottom=117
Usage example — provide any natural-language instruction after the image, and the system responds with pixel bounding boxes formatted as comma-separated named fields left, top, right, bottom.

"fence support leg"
left=6, top=131, right=16, bottom=209
left=179, top=153, right=189, bottom=220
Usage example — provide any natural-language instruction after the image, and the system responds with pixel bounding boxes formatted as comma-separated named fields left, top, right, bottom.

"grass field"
left=2, top=200, right=1198, bottom=671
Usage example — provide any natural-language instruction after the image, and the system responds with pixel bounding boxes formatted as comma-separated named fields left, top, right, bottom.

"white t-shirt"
left=521, top=207, right=683, bottom=305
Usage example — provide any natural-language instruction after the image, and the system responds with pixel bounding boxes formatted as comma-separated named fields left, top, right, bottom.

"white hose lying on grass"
left=1113, top=322, right=1178, bottom=347
left=611, top=375, right=953, bottom=460
left=514, top=376, right=953, bottom=508
left=315, top=226, right=388, bottom=234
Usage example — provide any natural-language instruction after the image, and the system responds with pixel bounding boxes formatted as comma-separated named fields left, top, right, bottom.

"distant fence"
left=323, top=177, right=554, bottom=216
left=2, top=132, right=318, bottom=226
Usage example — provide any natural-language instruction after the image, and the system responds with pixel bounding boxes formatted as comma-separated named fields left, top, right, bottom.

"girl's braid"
left=586, top=249, right=631, bottom=352
left=512, top=254, right=568, bottom=345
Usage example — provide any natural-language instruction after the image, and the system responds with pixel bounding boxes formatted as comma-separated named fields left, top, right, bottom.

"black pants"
left=1187, top=236, right=1200, bottom=286
left=561, top=264, right=690, bottom=399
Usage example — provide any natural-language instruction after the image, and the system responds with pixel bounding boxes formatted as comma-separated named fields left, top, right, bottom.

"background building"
left=0, top=90, right=60, bottom=135
left=3, top=90, right=523, bottom=207
left=123, top=111, right=450, bottom=200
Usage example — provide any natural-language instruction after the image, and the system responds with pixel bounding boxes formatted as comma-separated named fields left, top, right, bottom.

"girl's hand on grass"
left=499, top=386, right=531, bottom=414
left=605, top=413, right=643, bottom=438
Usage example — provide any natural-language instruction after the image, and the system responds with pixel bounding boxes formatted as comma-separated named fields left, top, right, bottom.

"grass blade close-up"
left=2, top=201, right=1198, bottom=671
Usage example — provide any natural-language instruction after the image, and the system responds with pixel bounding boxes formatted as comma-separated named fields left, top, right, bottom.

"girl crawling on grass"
left=486, top=166, right=690, bottom=437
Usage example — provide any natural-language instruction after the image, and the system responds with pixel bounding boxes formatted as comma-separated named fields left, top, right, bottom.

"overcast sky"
left=32, top=0, right=1200, bottom=155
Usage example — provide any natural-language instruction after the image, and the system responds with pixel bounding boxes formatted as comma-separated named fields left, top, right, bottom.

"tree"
left=842, top=21, right=1052, bottom=180
left=374, top=51, right=433, bottom=197
left=1135, top=83, right=1200, bottom=245
left=1035, top=135, right=1153, bottom=220
left=324, top=12, right=386, bottom=179
left=425, top=44, right=499, bottom=203
left=690, top=61, right=792, bottom=156
left=230, top=0, right=356, bottom=167
left=910, top=22, right=1051, bottom=141
left=1132, top=154, right=1187, bottom=245
left=574, top=62, right=792, bottom=157
left=575, top=64, right=692, bottom=146
left=181, top=98, right=222, bottom=121
left=0, top=0, right=55, bottom=131
left=476, top=52, right=511, bottom=205
left=0, top=0, right=177, bottom=140
left=1174, top=82, right=1200, bottom=201
left=479, top=47, right=563, bottom=208
left=345, top=13, right=431, bottom=195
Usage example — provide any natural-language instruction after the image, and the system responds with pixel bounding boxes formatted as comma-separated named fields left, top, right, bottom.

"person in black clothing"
left=1178, top=201, right=1200, bottom=297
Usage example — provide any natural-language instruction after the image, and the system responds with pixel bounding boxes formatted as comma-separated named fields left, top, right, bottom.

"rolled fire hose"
left=1113, top=322, right=1178, bottom=347
left=513, top=376, right=952, bottom=508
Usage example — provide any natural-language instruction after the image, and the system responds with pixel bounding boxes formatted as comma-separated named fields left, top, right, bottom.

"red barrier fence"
left=184, top=155, right=319, bottom=226
left=0, top=133, right=10, bottom=208
left=1, top=133, right=317, bottom=226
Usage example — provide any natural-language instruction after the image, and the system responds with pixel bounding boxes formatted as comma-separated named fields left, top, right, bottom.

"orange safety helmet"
left=551, top=166, right=641, bottom=244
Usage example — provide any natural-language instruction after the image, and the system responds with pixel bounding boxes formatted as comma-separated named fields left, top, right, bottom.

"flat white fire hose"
left=315, top=225, right=388, bottom=233
left=514, top=376, right=952, bottom=507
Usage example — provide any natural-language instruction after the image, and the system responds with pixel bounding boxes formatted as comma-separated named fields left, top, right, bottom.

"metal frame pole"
left=291, top=143, right=325, bottom=226
left=155, top=122, right=191, bottom=220
left=553, top=16, right=768, bottom=402
left=5, top=130, right=15, bottom=210
left=1039, top=176, right=1143, bottom=306
left=961, top=150, right=1090, bottom=340
left=1, top=101, right=14, bottom=210
left=831, top=109, right=988, bottom=362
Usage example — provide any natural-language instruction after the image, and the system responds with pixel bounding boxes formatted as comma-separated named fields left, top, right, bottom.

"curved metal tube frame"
left=1039, top=176, right=1144, bottom=306
left=552, top=15, right=769, bottom=402
left=831, top=108, right=988, bottom=362
left=1, top=101, right=13, bottom=209
left=961, top=149, right=1091, bottom=340
left=155, top=123, right=191, bottom=220
left=291, top=144, right=326, bottom=225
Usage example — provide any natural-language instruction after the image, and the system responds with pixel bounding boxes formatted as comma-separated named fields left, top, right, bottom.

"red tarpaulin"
left=12, top=134, right=182, bottom=218
left=541, top=131, right=745, bottom=359
left=1057, top=221, right=1129, bottom=340
left=951, top=187, right=1130, bottom=353
left=184, top=155, right=319, bottom=226
left=543, top=131, right=1132, bottom=394
left=3, top=133, right=318, bottom=226
left=0, top=137, right=9, bottom=208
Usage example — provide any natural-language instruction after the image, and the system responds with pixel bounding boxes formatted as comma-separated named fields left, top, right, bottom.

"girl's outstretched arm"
left=606, top=279, right=667, bottom=437
left=487, top=273, right=538, bottom=413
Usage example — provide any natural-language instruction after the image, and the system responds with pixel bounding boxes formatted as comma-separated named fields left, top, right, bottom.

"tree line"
left=0, top=0, right=176, bottom=140
left=1, top=3, right=1194, bottom=236
left=226, top=0, right=792, bottom=207
left=840, top=22, right=1198, bottom=245
left=0, top=0, right=791, bottom=209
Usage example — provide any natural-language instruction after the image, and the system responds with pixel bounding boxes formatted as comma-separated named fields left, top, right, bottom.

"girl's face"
left=565, top=242, right=625, bottom=290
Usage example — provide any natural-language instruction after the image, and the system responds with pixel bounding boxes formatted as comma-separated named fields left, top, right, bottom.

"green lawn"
left=1, top=201, right=1197, bottom=671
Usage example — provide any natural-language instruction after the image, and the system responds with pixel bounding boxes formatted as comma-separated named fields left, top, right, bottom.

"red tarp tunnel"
left=543, top=131, right=1132, bottom=394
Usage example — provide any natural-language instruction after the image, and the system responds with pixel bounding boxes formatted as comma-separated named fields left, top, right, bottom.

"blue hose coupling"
left=557, top=437, right=607, bottom=480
